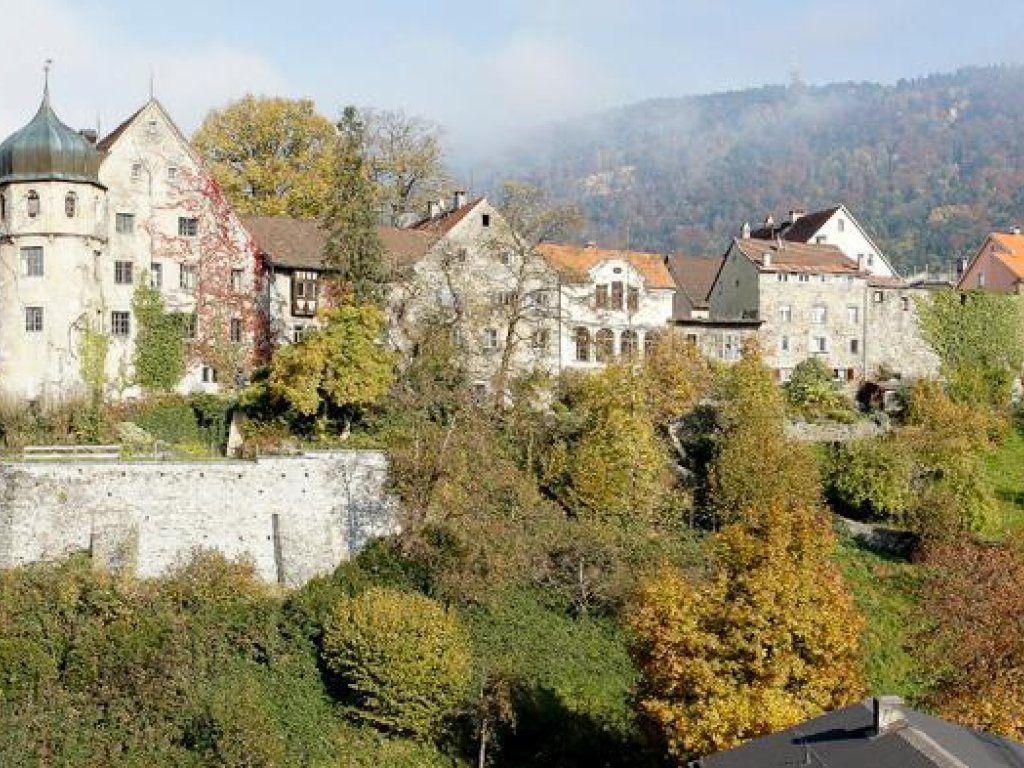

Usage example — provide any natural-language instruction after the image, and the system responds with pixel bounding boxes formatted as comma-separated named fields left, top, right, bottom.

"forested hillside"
left=494, top=66, right=1024, bottom=271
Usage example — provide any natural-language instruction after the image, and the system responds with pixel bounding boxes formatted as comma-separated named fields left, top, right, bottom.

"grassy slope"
left=982, top=428, right=1024, bottom=539
left=834, top=537, right=928, bottom=704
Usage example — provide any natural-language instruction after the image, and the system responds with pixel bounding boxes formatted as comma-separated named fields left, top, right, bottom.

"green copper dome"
left=0, top=89, right=102, bottom=186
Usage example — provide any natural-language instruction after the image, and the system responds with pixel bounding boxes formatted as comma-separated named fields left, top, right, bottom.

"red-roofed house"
left=538, top=243, right=676, bottom=369
left=958, top=230, right=1024, bottom=292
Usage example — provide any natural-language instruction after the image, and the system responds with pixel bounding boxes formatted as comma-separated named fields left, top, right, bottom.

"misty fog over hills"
left=487, top=65, right=1024, bottom=272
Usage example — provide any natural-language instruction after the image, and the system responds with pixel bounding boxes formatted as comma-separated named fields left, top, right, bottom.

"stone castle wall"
left=0, top=451, right=396, bottom=587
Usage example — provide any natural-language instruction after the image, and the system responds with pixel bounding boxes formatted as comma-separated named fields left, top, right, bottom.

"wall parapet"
left=0, top=450, right=397, bottom=587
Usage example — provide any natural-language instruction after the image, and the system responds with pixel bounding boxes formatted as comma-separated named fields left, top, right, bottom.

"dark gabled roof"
left=733, top=237, right=862, bottom=275
left=244, top=216, right=434, bottom=271
left=410, top=197, right=485, bottom=234
left=750, top=207, right=841, bottom=242
left=703, top=699, right=1024, bottom=768
left=666, top=253, right=723, bottom=307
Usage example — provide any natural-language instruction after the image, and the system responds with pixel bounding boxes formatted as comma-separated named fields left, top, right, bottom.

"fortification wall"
left=0, top=451, right=396, bottom=587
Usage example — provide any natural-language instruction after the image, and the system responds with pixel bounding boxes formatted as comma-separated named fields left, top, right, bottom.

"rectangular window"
left=798, top=274, right=810, bottom=283
left=780, top=335, right=790, bottom=352
left=847, top=306, right=859, bottom=324
left=778, top=305, right=792, bottom=323
left=110, top=311, right=130, bottom=336
left=151, top=263, right=163, bottom=288
left=231, top=268, right=245, bottom=292
left=182, top=313, right=197, bottom=340
left=482, top=328, right=498, bottom=351
left=610, top=281, right=624, bottom=310
left=873, top=290, right=884, bottom=303
left=627, top=286, right=639, bottom=313
left=130, top=163, right=142, bottom=181
left=533, top=290, right=552, bottom=309
left=595, top=284, right=609, bottom=309
left=292, top=325, right=308, bottom=344
left=20, top=246, right=43, bottom=277
left=812, top=335, right=827, bottom=353
left=167, top=166, right=178, bottom=181
left=179, top=264, right=198, bottom=290
left=201, top=366, right=218, bottom=383
left=114, top=260, right=133, bottom=285
left=850, top=338, right=860, bottom=354
left=230, top=318, right=242, bottom=343
left=25, top=306, right=43, bottom=332
left=530, top=328, right=550, bottom=350
left=901, top=296, right=910, bottom=311
left=481, top=214, right=490, bottom=227
left=115, top=213, right=135, bottom=234
left=810, top=305, right=827, bottom=324
left=494, top=291, right=516, bottom=307
left=178, top=217, right=199, bottom=237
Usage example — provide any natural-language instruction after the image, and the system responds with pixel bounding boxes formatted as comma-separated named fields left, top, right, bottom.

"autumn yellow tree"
left=192, top=95, right=336, bottom=218
left=630, top=346, right=864, bottom=763
left=707, top=344, right=821, bottom=526
left=629, top=503, right=864, bottom=762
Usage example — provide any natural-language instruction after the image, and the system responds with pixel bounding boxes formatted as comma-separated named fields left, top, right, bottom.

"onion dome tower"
left=0, top=75, right=102, bottom=187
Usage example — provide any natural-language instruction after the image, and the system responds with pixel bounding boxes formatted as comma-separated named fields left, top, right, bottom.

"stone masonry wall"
left=0, top=451, right=396, bottom=588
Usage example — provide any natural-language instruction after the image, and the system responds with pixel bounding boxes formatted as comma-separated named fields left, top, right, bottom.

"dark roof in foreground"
left=244, top=216, right=435, bottom=271
left=702, top=699, right=1024, bottom=768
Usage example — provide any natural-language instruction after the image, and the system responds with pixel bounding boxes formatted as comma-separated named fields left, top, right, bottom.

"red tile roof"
left=987, top=232, right=1024, bottom=279
left=539, top=243, right=676, bottom=289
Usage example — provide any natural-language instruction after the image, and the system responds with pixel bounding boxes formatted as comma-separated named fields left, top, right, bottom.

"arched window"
left=620, top=329, right=638, bottom=358
left=574, top=327, right=591, bottom=362
left=65, top=192, right=77, bottom=218
left=595, top=328, right=615, bottom=362
left=26, top=190, right=39, bottom=218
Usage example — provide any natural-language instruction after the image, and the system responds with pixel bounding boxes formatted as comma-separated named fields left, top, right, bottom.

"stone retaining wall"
left=0, top=451, right=396, bottom=587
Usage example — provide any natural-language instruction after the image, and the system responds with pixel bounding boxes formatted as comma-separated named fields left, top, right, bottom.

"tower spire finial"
left=43, top=58, right=53, bottom=103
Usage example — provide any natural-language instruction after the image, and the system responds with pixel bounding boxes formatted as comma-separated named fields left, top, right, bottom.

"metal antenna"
left=149, top=66, right=155, bottom=100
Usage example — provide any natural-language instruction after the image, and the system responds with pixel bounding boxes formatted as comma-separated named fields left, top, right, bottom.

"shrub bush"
left=321, top=587, right=472, bottom=738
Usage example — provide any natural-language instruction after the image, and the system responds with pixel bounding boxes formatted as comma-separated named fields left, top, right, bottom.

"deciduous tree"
left=192, top=95, right=336, bottom=218
left=629, top=503, right=864, bottom=762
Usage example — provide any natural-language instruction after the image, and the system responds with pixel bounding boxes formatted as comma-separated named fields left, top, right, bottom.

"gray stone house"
left=675, top=236, right=938, bottom=383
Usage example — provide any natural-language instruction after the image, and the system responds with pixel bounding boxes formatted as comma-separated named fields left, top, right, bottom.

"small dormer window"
left=65, top=192, right=77, bottom=218
left=146, top=119, right=159, bottom=135
left=27, top=190, right=39, bottom=218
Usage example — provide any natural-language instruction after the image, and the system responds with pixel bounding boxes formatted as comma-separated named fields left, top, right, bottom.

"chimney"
left=764, top=214, right=775, bottom=228
left=78, top=128, right=98, bottom=145
left=957, top=257, right=969, bottom=278
left=427, top=200, right=439, bottom=219
left=453, top=190, right=467, bottom=210
left=1010, top=225, right=1021, bottom=236
left=857, top=254, right=867, bottom=271
left=741, top=221, right=751, bottom=239
left=585, top=240, right=597, bottom=250
left=872, top=696, right=906, bottom=736
left=762, top=251, right=772, bottom=267
left=789, top=209, right=805, bottom=224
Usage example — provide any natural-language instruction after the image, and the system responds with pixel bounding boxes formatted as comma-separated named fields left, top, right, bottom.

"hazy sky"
left=1, top=0, right=1021, bottom=168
